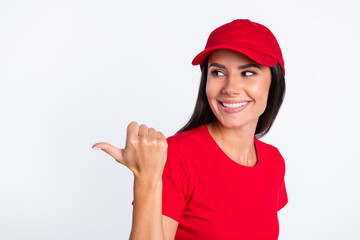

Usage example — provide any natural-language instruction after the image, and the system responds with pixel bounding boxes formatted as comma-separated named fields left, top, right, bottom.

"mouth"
left=217, top=100, right=251, bottom=113
left=218, top=100, right=250, bottom=107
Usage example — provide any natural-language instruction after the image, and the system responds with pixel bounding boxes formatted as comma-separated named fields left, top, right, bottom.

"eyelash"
left=210, top=70, right=256, bottom=77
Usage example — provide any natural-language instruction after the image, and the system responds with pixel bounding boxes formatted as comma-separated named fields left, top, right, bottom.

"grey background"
left=1, top=0, right=359, bottom=239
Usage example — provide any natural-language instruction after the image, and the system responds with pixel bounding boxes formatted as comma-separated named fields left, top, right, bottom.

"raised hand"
left=92, top=121, right=168, bottom=181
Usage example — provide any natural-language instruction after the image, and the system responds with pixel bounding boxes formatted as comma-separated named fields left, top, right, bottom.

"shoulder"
left=256, top=138, right=283, bottom=158
left=166, top=124, right=207, bottom=148
left=164, top=125, right=209, bottom=164
left=256, top=137, right=285, bottom=168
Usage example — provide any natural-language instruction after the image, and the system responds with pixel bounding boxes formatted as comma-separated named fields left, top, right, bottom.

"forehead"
left=207, top=49, right=256, bottom=65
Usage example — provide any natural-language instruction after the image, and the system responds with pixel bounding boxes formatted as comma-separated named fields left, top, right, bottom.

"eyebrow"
left=208, top=62, right=262, bottom=70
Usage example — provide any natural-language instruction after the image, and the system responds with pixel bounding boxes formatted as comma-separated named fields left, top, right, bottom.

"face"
left=206, top=49, right=272, bottom=130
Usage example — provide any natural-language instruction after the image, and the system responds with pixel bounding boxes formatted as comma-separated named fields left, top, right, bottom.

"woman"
left=92, top=19, right=288, bottom=240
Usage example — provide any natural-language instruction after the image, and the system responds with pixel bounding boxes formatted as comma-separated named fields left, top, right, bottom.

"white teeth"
left=222, top=101, right=249, bottom=108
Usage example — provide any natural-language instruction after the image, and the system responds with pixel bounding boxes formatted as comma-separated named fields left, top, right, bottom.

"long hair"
left=176, top=57, right=286, bottom=138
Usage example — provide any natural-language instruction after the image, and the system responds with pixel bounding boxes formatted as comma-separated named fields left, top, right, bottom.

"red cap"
left=192, top=19, right=285, bottom=75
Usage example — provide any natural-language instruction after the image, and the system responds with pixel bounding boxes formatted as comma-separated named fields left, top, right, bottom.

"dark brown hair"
left=176, top=57, right=286, bottom=138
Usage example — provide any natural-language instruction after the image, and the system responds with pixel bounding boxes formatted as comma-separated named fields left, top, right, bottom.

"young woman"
left=92, top=19, right=288, bottom=240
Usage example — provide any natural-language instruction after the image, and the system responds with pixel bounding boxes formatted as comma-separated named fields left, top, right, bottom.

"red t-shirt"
left=132, top=124, right=288, bottom=240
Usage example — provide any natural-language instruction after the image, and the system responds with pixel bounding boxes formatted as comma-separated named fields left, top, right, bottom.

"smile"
left=218, top=101, right=250, bottom=113
left=221, top=102, right=249, bottom=108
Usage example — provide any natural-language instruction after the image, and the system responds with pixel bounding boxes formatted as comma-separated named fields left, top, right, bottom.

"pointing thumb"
left=92, top=142, right=124, bottom=164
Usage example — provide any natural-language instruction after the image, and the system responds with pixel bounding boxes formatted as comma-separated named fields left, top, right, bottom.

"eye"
left=210, top=70, right=225, bottom=76
left=242, top=71, right=256, bottom=77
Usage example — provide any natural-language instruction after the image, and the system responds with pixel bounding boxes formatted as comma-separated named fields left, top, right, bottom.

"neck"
left=207, top=119, right=258, bottom=166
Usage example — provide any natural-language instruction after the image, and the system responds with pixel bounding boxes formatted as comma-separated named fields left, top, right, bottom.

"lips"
left=217, top=100, right=250, bottom=113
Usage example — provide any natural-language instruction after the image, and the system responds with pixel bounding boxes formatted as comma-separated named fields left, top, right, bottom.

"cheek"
left=253, top=78, right=271, bottom=110
left=205, top=80, right=216, bottom=100
left=205, top=82, right=209, bottom=98
left=253, top=75, right=271, bottom=100
left=253, top=84, right=270, bottom=101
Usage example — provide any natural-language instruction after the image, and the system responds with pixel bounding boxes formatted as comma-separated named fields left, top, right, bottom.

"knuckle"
left=151, top=138, right=159, bottom=145
left=139, top=136, right=149, bottom=144
left=129, top=137, right=139, bottom=146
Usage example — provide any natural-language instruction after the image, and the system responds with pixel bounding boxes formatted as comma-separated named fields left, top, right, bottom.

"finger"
left=148, top=127, right=157, bottom=139
left=138, top=124, right=148, bottom=137
left=126, top=121, right=139, bottom=145
left=156, top=131, right=166, bottom=140
left=92, top=142, right=124, bottom=164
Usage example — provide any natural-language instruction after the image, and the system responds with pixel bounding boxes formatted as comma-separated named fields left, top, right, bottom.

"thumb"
left=92, top=142, right=124, bottom=164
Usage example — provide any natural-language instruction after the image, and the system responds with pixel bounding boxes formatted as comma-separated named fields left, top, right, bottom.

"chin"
left=215, top=118, right=245, bottom=129
left=215, top=116, right=258, bottom=130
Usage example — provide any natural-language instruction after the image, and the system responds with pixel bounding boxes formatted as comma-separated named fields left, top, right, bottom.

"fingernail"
left=92, top=147, right=102, bottom=150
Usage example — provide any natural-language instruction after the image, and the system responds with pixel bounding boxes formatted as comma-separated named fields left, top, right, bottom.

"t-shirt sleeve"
left=278, top=178, right=288, bottom=211
left=277, top=149, right=288, bottom=211
left=161, top=141, right=188, bottom=222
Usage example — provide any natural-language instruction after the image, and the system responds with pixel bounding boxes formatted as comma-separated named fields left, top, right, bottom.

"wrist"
left=134, top=175, right=162, bottom=189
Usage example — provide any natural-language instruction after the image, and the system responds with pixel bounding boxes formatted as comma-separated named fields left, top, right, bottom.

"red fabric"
left=191, top=19, right=286, bottom=75
left=131, top=124, right=288, bottom=240
left=132, top=124, right=288, bottom=239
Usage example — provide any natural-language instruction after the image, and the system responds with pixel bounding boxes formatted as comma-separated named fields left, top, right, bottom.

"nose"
left=221, top=72, right=242, bottom=96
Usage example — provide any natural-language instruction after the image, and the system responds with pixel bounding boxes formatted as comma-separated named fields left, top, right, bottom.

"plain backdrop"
left=1, top=0, right=360, bottom=239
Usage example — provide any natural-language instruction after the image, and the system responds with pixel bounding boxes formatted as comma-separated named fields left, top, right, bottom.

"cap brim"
left=192, top=43, right=278, bottom=70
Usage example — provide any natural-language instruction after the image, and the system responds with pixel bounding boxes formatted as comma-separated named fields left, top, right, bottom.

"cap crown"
left=193, top=19, right=285, bottom=75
